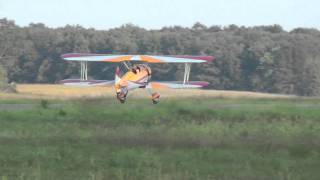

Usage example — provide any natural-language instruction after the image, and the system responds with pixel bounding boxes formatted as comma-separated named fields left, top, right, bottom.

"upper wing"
left=61, top=53, right=214, bottom=63
left=149, top=81, right=209, bottom=89
left=59, top=79, right=114, bottom=87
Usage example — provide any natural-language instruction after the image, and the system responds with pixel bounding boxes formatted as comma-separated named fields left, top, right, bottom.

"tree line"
left=0, top=18, right=320, bottom=96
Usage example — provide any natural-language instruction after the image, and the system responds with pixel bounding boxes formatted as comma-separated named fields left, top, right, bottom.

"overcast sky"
left=0, top=0, right=319, bottom=30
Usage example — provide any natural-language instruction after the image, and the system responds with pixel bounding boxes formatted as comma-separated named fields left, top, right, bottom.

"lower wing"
left=59, top=79, right=114, bottom=87
left=149, top=81, right=209, bottom=89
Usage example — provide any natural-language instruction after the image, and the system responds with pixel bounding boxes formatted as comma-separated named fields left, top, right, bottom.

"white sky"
left=0, top=0, right=319, bottom=30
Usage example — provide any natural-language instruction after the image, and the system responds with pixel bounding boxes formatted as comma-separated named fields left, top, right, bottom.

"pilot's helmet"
left=136, top=66, right=141, bottom=72
left=132, top=65, right=137, bottom=73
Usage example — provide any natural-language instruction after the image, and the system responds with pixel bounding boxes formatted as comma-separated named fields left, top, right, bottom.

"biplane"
left=60, top=54, right=214, bottom=104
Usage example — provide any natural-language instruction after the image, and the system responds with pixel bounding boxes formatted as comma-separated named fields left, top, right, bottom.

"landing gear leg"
left=152, top=93, right=160, bottom=104
left=116, top=93, right=126, bottom=103
left=116, top=87, right=128, bottom=104
left=146, top=86, right=160, bottom=104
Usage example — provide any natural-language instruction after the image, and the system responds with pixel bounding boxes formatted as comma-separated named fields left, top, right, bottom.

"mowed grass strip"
left=1, top=84, right=296, bottom=100
left=0, top=97, right=319, bottom=179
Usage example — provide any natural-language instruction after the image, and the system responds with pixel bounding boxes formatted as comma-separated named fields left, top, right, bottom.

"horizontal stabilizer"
left=59, top=79, right=114, bottom=87
left=150, top=81, right=209, bottom=89
left=61, top=53, right=214, bottom=63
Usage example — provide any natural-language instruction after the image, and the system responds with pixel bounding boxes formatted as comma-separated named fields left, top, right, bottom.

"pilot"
left=136, top=66, right=141, bottom=74
left=132, top=65, right=141, bottom=74
left=132, top=66, right=137, bottom=74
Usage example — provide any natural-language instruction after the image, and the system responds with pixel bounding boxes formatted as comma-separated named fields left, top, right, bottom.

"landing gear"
left=117, top=93, right=126, bottom=103
left=152, top=99, right=159, bottom=104
left=146, top=86, right=160, bottom=104
left=116, top=87, right=128, bottom=104
left=151, top=93, right=160, bottom=104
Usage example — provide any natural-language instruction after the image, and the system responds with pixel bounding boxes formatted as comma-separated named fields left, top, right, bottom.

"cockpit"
left=132, top=65, right=141, bottom=74
left=131, top=64, right=151, bottom=75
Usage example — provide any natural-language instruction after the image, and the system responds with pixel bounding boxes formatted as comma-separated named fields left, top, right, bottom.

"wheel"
left=151, top=93, right=160, bottom=104
left=152, top=99, right=159, bottom=104
left=117, top=93, right=126, bottom=104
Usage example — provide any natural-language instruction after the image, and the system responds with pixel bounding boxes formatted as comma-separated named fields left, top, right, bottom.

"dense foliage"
left=1, top=18, right=320, bottom=96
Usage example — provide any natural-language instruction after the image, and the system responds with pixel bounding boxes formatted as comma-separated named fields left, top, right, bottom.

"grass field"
left=0, top=85, right=319, bottom=179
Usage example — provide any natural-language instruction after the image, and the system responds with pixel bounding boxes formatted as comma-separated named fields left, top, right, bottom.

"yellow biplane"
left=60, top=53, right=214, bottom=104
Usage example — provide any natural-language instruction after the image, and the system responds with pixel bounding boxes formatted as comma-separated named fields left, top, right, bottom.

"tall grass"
left=0, top=97, right=319, bottom=179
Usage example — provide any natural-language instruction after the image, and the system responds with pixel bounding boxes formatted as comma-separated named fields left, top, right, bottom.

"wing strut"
left=80, top=61, right=88, bottom=80
left=183, top=63, right=191, bottom=84
left=123, top=61, right=131, bottom=70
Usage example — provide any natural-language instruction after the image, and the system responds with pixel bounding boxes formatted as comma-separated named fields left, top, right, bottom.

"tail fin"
left=115, top=66, right=121, bottom=84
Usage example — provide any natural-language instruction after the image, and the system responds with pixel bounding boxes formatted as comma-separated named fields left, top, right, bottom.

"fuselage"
left=115, top=64, right=152, bottom=97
